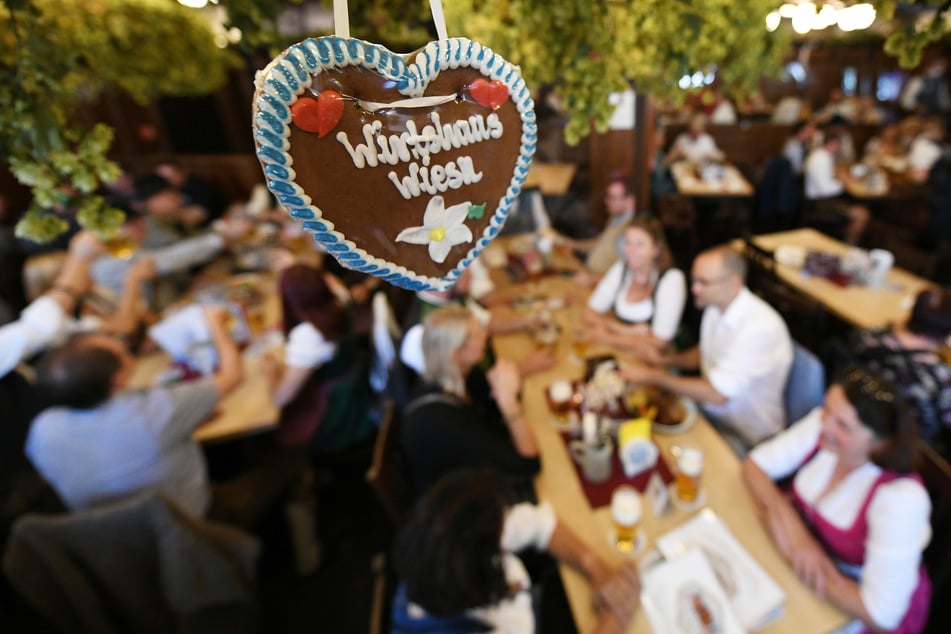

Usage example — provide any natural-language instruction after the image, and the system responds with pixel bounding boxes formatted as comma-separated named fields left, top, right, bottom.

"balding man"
left=621, top=247, right=793, bottom=453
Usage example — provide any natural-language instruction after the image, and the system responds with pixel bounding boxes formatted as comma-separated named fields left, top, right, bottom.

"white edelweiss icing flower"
left=395, top=195, right=474, bottom=264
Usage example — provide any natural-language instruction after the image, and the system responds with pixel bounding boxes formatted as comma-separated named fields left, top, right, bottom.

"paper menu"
left=655, top=509, right=786, bottom=631
left=641, top=547, right=747, bottom=634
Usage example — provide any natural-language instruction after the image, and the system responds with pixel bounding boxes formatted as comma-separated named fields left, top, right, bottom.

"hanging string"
left=333, top=0, right=350, bottom=39
left=333, top=0, right=445, bottom=42
left=430, top=0, right=448, bottom=41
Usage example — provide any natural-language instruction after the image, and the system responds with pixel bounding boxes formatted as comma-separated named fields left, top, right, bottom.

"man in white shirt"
left=665, top=113, right=725, bottom=165
left=907, top=116, right=945, bottom=183
left=803, top=130, right=870, bottom=244
left=782, top=120, right=817, bottom=175
left=804, top=133, right=845, bottom=200
left=621, top=247, right=793, bottom=453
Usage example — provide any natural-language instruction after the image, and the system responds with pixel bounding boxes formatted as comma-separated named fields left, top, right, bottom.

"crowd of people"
left=1, top=72, right=951, bottom=633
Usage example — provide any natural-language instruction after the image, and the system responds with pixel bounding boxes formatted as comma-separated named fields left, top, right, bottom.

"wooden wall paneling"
left=588, top=129, right=635, bottom=229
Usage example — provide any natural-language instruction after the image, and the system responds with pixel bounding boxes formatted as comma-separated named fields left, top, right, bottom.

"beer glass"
left=611, top=485, right=642, bottom=554
left=571, top=329, right=590, bottom=362
left=673, top=444, right=704, bottom=504
left=547, top=380, right=574, bottom=424
left=103, top=227, right=137, bottom=259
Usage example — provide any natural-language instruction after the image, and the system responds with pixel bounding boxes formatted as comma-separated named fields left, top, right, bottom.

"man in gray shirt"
left=26, top=306, right=242, bottom=518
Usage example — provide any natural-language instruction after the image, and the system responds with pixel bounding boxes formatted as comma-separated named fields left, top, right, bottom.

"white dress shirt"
left=804, top=147, right=844, bottom=200
left=672, top=132, right=722, bottom=163
left=0, top=297, right=69, bottom=378
left=700, top=287, right=793, bottom=445
left=908, top=135, right=942, bottom=173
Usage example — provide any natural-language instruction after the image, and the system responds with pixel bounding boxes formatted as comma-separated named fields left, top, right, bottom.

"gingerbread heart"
left=252, top=36, right=536, bottom=291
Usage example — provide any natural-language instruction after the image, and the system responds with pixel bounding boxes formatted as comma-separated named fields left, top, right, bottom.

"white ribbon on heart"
left=357, top=94, right=456, bottom=113
left=333, top=0, right=448, bottom=41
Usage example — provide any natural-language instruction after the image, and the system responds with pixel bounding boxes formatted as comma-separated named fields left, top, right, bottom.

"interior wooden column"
left=632, top=93, right=655, bottom=210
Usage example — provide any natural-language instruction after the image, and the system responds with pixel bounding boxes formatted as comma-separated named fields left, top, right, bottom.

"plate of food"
left=626, top=386, right=698, bottom=434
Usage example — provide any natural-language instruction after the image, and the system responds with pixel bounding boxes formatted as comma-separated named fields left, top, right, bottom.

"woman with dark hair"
left=392, top=469, right=640, bottom=634
left=584, top=217, right=686, bottom=356
left=743, top=367, right=932, bottom=634
left=267, top=263, right=374, bottom=452
left=845, top=289, right=951, bottom=458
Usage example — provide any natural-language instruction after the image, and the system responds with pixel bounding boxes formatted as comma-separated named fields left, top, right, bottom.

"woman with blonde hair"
left=400, top=305, right=540, bottom=497
left=584, top=216, right=687, bottom=357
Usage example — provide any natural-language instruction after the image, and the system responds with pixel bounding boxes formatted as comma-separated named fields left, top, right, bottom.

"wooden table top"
left=670, top=160, right=754, bottom=197
left=129, top=271, right=281, bottom=443
left=524, top=161, right=578, bottom=196
left=841, top=164, right=927, bottom=200
left=486, top=247, right=846, bottom=634
left=747, top=228, right=935, bottom=330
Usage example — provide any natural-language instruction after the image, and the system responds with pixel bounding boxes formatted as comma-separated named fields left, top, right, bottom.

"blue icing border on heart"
left=251, top=36, right=535, bottom=292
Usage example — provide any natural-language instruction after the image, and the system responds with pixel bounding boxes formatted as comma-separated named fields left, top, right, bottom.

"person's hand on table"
left=517, top=347, right=557, bottom=377
left=592, top=560, right=641, bottom=621
left=619, top=360, right=657, bottom=385
left=553, top=233, right=576, bottom=251
left=633, top=342, right=664, bottom=366
left=266, top=247, right=297, bottom=273
left=765, top=499, right=837, bottom=596
left=259, top=352, right=282, bottom=387
left=573, top=269, right=599, bottom=288
left=790, top=540, right=838, bottom=598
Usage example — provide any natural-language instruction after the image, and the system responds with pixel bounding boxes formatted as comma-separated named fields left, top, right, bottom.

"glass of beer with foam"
left=611, top=485, right=642, bottom=554
left=673, top=443, right=704, bottom=504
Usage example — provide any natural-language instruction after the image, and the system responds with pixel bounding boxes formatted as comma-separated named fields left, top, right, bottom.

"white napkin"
left=147, top=305, right=212, bottom=361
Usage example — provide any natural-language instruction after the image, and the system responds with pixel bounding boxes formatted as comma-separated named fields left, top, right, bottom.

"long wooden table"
left=747, top=228, right=935, bottom=330
left=129, top=271, right=281, bottom=443
left=486, top=257, right=847, bottom=633
left=671, top=160, right=754, bottom=197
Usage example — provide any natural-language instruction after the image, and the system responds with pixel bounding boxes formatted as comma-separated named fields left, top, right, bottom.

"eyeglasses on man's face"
left=690, top=274, right=730, bottom=288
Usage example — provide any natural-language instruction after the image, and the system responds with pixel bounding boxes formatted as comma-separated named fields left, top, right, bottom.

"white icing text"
left=335, top=112, right=503, bottom=200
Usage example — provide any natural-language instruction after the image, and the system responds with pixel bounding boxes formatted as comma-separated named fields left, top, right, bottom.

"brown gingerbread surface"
left=287, top=64, right=523, bottom=279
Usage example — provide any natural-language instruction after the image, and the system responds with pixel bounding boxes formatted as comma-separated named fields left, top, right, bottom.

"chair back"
left=366, top=400, right=412, bottom=526
left=754, top=155, right=798, bottom=227
left=370, top=292, right=403, bottom=395
left=742, top=235, right=779, bottom=289
left=920, top=443, right=951, bottom=633
left=742, top=238, right=830, bottom=351
left=2, top=492, right=260, bottom=634
left=784, top=341, right=825, bottom=426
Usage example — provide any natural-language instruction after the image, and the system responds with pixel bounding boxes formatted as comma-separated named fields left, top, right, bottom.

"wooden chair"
left=368, top=552, right=391, bottom=634
left=742, top=235, right=830, bottom=352
left=365, top=400, right=412, bottom=527
left=920, top=443, right=951, bottom=634
left=783, top=341, right=825, bottom=426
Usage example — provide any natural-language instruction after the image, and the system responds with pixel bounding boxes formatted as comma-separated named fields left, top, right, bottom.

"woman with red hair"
left=268, top=263, right=374, bottom=453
